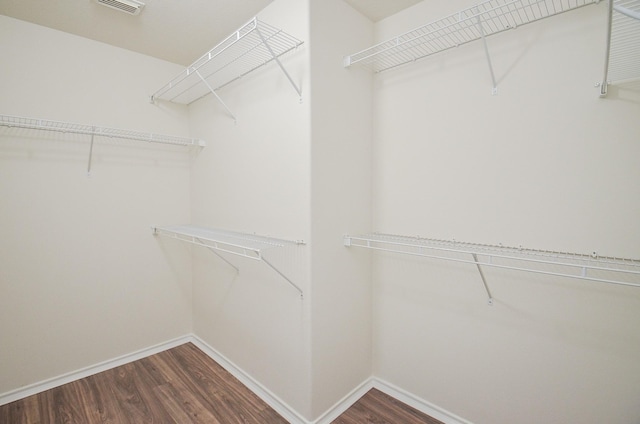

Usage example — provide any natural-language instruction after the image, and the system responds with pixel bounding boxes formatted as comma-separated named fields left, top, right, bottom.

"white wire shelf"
left=344, top=233, right=640, bottom=304
left=150, top=17, right=304, bottom=108
left=600, top=0, right=640, bottom=95
left=0, top=114, right=205, bottom=147
left=344, top=0, right=598, bottom=73
left=153, top=225, right=305, bottom=297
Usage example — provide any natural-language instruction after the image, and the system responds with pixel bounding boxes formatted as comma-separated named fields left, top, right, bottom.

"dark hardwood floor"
left=332, top=388, right=444, bottom=424
left=0, top=343, right=443, bottom=424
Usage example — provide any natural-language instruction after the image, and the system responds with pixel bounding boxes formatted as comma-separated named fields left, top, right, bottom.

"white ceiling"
left=0, top=0, right=423, bottom=66
left=343, top=0, right=423, bottom=22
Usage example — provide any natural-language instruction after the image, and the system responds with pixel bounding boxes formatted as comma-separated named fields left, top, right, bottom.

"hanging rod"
left=0, top=114, right=206, bottom=147
left=344, top=0, right=598, bottom=74
left=344, top=233, right=640, bottom=303
left=150, top=17, right=303, bottom=108
left=153, top=225, right=305, bottom=298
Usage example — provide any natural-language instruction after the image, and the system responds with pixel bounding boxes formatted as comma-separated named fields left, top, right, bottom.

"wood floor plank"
left=77, top=371, right=126, bottom=423
left=140, top=346, right=230, bottom=419
left=49, top=383, right=91, bottom=424
left=106, top=361, right=170, bottom=423
left=332, top=388, right=445, bottom=424
left=153, top=380, right=221, bottom=424
left=164, top=343, right=287, bottom=424
left=35, top=389, right=56, bottom=424
left=0, top=343, right=445, bottom=424
left=0, top=393, right=40, bottom=424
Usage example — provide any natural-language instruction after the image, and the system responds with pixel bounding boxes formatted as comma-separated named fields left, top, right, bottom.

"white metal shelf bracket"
left=153, top=225, right=304, bottom=299
left=599, top=0, right=640, bottom=97
left=599, top=0, right=614, bottom=96
left=195, top=70, right=237, bottom=122
left=195, top=237, right=240, bottom=273
left=255, top=26, right=303, bottom=102
left=476, top=14, right=498, bottom=95
left=471, top=253, right=494, bottom=305
left=87, top=131, right=95, bottom=175
left=261, top=256, right=302, bottom=296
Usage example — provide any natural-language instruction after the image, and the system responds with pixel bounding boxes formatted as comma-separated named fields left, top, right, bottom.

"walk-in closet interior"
left=1, top=0, right=639, bottom=423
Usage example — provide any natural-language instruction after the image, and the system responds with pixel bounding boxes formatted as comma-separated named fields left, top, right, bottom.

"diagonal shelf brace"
left=255, top=27, right=303, bottom=101
left=195, top=70, right=237, bottom=122
left=477, top=14, right=498, bottom=95
left=87, top=130, right=95, bottom=176
left=599, top=0, right=614, bottom=96
left=261, top=256, right=303, bottom=299
left=152, top=226, right=304, bottom=299
left=598, top=0, right=640, bottom=97
left=195, top=237, right=240, bottom=273
left=471, top=253, right=494, bottom=305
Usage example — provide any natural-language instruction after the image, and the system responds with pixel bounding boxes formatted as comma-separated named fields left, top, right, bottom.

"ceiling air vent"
left=94, top=0, right=145, bottom=15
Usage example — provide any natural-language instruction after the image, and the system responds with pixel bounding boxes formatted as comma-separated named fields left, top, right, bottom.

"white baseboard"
left=1, top=335, right=473, bottom=424
left=311, top=378, right=374, bottom=424
left=188, top=334, right=310, bottom=424
left=190, top=335, right=380, bottom=424
left=373, top=378, right=474, bottom=424
left=0, top=335, right=192, bottom=406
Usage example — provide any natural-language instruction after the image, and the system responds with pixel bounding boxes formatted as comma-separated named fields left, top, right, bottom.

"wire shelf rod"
left=346, top=235, right=640, bottom=273
left=153, top=225, right=305, bottom=298
left=0, top=114, right=205, bottom=147
left=344, top=234, right=640, bottom=289
left=156, top=228, right=262, bottom=260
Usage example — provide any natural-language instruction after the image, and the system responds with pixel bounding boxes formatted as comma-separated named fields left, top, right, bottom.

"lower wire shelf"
left=344, top=233, right=640, bottom=304
left=153, top=225, right=305, bottom=298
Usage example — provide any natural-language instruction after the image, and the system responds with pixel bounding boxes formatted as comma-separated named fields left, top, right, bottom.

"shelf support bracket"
left=87, top=130, right=95, bottom=176
left=255, top=27, right=303, bottom=102
left=599, top=0, right=614, bottom=97
left=471, top=253, right=494, bottom=305
left=195, top=238, right=240, bottom=273
left=476, top=15, right=498, bottom=95
left=195, top=70, right=237, bottom=122
left=261, top=256, right=303, bottom=299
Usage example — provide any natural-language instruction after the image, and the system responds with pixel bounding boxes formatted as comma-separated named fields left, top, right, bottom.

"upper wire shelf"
left=153, top=225, right=305, bottom=297
left=600, top=0, right=640, bottom=95
left=344, top=0, right=598, bottom=73
left=150, top=18, right=304, bottom=106
left=153, top=225, right=303, bottom=260
left=344, top=233, right=640, bottom=304
left=0, top=114, right=205, bottom=147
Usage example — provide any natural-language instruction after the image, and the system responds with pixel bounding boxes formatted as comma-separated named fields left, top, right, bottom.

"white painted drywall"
left=0, top=15, right=193, bottom=396
left=308, top=0, right=374, bottom=418
left=188, top=0, right=375, bottom=419
left=187, top=0, right=314, bottom=418
left=370, top=1, right=640, bottom=423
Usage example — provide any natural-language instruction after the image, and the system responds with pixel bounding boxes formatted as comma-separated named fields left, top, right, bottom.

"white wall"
left=0, top=16, right=193, bottom=397
left=4, top=2, right=639, bottom=423
left=370, top=1, right=640, bottom=423
left=188, top=0, right=375, bottom=420
left=186, top=0, right=313, bottom=418
left=308, top=0, right=373, bottom=418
